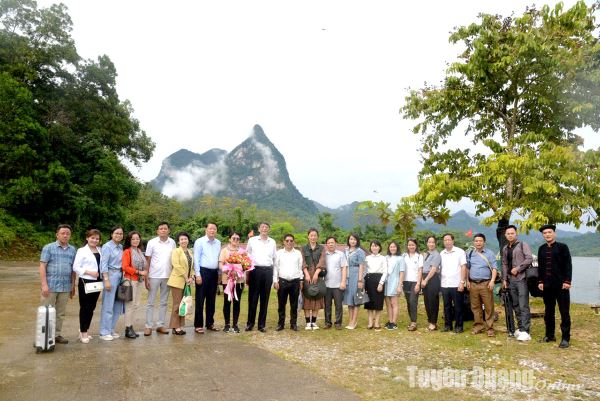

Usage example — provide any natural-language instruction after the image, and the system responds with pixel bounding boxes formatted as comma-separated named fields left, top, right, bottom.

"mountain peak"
left=250, top=124, right=272, bottom=145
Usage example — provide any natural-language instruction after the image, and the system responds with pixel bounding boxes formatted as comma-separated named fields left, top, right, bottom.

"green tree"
left=124, top=184, right=183, bottom=239
left=401, top=1, right=600, bottom=243
left=0, top=0, right=155, bottom=232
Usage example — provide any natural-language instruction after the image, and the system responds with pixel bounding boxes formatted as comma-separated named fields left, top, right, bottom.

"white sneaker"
left=517, top=332, right=531, bottom=342
left=99, top=334, right=114, bottom=341
left=312, top=323, right=319, bottom=330
left=111, top=332, right=120, bottom=339
left=305, top=323, right=312, bottom=330
left=514, top=329, right=522, bottom=337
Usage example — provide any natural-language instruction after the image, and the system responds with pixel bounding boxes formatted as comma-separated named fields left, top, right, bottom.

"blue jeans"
left=99, top=269, right=124, bottom=335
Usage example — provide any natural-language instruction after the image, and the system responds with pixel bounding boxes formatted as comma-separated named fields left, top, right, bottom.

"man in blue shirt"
left=466, top=233, right=498, bottom=337
left=193, top=222, right=221, bottom=333
left=39, top=224, right=77, bottom=344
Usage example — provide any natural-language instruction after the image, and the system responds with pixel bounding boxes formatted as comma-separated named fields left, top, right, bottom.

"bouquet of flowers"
left=222, top=248, right=254, bottom=301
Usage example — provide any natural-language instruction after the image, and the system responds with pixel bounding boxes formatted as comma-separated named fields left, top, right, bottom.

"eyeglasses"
left=284, top=239, right=294, bottom=243
left=231, top=237, right=240, bottom=241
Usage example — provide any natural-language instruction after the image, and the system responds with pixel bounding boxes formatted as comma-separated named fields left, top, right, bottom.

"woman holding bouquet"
left=167, top=232, right=194, bottom=335
left=220, top=232, right=246, bottom=333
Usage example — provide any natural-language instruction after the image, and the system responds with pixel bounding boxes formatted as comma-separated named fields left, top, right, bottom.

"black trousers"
left=442, top=287, right=464, bottom=329
left=194, top=268, right=218, bottom=328
left=247, top=266, right=273, bottom=329
left=223, top=283, right=244, bottom=326
left=542, top=285, right=571, bottom=341
left=423, top=274, right=441, bottom=325
left=277, top=278, right=300, bottom=326
left=403, top=281, right=420, bottom=322
left=324, top=287, right=344, bottom=325
left=78, top=278, right=101, bottom=332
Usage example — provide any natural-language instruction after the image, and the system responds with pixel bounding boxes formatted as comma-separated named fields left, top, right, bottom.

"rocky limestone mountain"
left=151, top=125, right=318, bottom=221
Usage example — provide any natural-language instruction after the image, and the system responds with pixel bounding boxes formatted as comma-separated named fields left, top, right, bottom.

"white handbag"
left=84, top=281, right=103, bottom=294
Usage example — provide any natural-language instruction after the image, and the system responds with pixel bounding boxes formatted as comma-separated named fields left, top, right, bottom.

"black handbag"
left=304, top=278, right=326, bottom=300
left=116, top=279, right=133, bottom=302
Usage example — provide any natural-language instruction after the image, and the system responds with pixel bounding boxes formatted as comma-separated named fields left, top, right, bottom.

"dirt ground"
left=0, top=261, right=360, bottom=401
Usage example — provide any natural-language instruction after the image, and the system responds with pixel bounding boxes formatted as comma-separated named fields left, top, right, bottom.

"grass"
left=224, top=290, right=600, bottom=401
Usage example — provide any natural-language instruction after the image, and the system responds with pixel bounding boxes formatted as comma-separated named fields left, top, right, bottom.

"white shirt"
left=324, top=250, right=348, bottom=288
left=403, top=253, right=423, bottom=282
left=365, top=254, right=388, bottom=284
left=73, top=245, right=102, bottom=280
left=145, top=236, right=176, bottom=279
left=274, top=248, right=303, bottom=281
left=440, top=246, right=467, bottom=288
left=247, top=236, right=277, bottom=267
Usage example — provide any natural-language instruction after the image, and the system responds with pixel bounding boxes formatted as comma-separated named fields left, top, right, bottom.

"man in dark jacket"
left=537, top=224, right=572, bottom=349
left=502, top=225, right=534, bottom=341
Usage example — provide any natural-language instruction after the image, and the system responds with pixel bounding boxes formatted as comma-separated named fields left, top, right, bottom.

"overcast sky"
left=38, top=0, right=600, bottom=215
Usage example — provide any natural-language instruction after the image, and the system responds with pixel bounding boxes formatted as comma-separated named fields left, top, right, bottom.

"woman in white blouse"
left=72, top=229, right=103, bottom=343
left=364, top=240, right=388, bottom=330
left=403, top=238, right=424, bottom=331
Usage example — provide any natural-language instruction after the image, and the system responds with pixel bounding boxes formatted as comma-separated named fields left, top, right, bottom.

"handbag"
left=179, top=284, right=193, bottom=316
left=353, top=289, right=369, bottom=305
left=117, top=279, right=133, bottom=302
left=304, top=277, right=326, bottom=300
left=84, top=281, right=103, bottom=294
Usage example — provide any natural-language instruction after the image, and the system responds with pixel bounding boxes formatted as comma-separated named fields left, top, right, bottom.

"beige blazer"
left=167, top=247, right=194, bottom=289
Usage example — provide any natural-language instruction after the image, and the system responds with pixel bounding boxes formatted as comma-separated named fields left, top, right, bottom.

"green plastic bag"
left=178, top=284, right=192, bottom=316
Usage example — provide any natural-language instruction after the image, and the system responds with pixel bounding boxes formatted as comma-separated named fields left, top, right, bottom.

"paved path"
left=0, top=262, right=360, bottom=401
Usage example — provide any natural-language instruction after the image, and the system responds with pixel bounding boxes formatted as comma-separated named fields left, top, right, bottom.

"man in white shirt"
left=144, top=222, right=176, bottom=336
left=273, top=234, right=303, bottom=331
left=245, top=222, right=277, bottom=332
left=323, top=237, right=348, bottom=330
left=440, top=233, right=467, bottom=333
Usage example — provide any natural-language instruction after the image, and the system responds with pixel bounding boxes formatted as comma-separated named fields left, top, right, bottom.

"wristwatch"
left=460, top=280, right=466, bottom=285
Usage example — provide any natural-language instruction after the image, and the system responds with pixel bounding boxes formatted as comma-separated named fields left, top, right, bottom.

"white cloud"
left=161, top=157, right=228, bottom=201
left=252, top=137, right=284, bottom=190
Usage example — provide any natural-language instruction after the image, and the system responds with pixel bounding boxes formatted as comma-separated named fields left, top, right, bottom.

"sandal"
left=195, top=327, right=204, bottom=334
left=427, top=324, right=437, bottom=332
left=408, top=322, right=417, bottom=331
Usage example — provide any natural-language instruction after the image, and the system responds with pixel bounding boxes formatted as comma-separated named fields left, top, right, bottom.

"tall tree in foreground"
left=401, top=1, right=600, bottom=245
left=0, top=0, right=155, bottom=231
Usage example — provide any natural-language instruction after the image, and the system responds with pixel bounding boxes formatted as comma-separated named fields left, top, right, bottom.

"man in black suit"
left=537, top=224, right=572, bottom=349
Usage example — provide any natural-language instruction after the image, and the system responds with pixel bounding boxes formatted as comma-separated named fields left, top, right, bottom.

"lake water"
left=571, top=257, right=600, bottom=304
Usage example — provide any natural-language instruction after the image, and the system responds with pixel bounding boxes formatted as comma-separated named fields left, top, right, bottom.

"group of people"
left=38, top=221, right=573, bottom=348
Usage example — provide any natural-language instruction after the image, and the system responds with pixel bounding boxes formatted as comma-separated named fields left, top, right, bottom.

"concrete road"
left=0, top=261, right=360, bottom=401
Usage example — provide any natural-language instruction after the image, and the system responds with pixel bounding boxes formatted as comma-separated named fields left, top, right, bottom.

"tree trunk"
left=495, top=217, right=510, bottom=252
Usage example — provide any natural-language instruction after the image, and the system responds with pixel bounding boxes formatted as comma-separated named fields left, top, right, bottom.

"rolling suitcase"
left=35, top=305, right=56, bottom=353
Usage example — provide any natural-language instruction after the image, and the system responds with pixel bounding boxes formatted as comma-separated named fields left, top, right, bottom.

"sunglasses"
left=284, top=239, right=294, bottom=243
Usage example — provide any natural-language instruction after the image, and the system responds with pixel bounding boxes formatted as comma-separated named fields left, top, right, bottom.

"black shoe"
left=125, top=326, right=137, bottom=339
left=232, top=325, right=240, bottom=333
left=453, top=327, right=464, bottom=333
left=55, top=335, right=68, bottom=344
left=539, top=336, right=557, bottom=343
left=290, top=324, right=298, bottom=331
left=559, top=340, right=570, bottom=348
left=245, top=324, right=254, bottom=332
left=223, top=324, right=231, bottom=333
left=276, top=325, right=285, bottom=331
left=441, top=326, right=452, bottom=333
left=258, top=327, right=266, bottom=333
